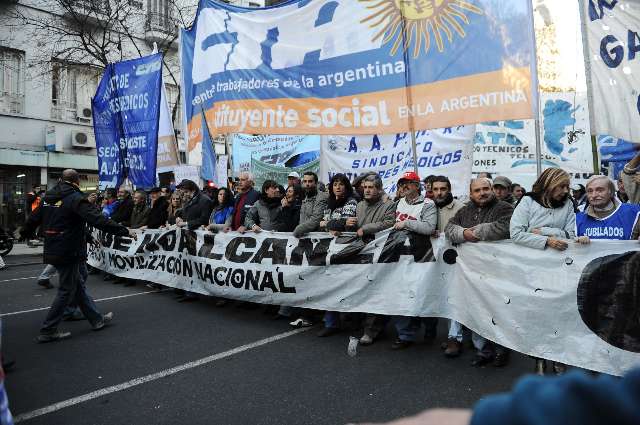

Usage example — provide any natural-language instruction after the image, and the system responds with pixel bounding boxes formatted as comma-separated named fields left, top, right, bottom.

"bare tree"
left=7, top=0, right=197, bottom=123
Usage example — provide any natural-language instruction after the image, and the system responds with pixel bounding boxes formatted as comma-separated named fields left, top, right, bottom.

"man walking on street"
left=21, top=169, right=134, bottom=343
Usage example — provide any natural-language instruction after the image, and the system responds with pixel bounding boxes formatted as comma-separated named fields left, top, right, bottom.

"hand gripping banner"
left=88, top=228, right=640, bottom=376
left=181, top=0, right=538, bottom=146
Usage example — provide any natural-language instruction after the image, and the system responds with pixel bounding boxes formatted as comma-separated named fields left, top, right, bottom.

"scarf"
left=434, top=192, right=454, bottom=208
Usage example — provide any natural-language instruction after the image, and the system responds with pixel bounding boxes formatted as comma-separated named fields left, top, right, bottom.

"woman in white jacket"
left=510, top=168, right=588, bottom=375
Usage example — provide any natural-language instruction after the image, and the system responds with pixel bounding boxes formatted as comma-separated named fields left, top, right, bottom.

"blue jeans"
left=38, top=264, right=57, bottom=281
left=0, top=381, right=13, bottom=425
left=395, top=317, right=438, bottom=342
left=40, top=262, right=102, bottom=334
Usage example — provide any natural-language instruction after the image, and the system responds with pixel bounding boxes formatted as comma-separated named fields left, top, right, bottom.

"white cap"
left=287, top=171, right=300, bottom=179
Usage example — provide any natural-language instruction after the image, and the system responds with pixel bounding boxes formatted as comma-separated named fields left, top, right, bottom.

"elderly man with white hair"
left=232, top=172, right=260, bottom=232
left=577, top=175, right=640, bottom=241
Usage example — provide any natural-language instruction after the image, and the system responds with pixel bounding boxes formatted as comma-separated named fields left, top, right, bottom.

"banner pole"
left=578, top=0, right=599, bottom=174
left=529, top=0, right=543, bottom=178
left=397, top=6, right=419, bottom=174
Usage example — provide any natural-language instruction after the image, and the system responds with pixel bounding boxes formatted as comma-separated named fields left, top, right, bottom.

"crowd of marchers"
left=3, top=152, right=640, bottom=374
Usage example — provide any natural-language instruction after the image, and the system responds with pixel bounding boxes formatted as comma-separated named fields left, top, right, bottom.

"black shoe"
left=391, top=338, right=414, bottom=350
left=123, top=280, right=136, bottom=287
left=37, top=331, right=71, bottom=343
left=493, top=350, right=510, bottom=368
left=316, top=327, right=340, bottom=337
left=471, top=355, right=493, bottom=367
left=215, top=299, right=229, bottom=307
left=37, top=279, right=54, bottom=289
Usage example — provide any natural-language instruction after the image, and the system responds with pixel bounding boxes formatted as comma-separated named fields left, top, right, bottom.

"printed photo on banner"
left=231, top=134, right=320, bottom=186
left=473, top=92, right=593, bottom=176
left=320, top=126, right=475, bottom=197
left=181, top=0, right=537, bottom=150
left=93, top=53, right=163, bottom=189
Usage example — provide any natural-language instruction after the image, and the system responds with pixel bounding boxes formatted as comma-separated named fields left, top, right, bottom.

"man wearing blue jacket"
left=577, top=175, right=640, bottom=241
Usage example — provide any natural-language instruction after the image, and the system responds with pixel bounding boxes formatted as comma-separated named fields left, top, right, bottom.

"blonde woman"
left=166, top=192, right=183, bottom=226
left=510, top=168, right=588, bottom=375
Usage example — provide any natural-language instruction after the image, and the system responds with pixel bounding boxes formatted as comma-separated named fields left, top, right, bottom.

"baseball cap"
left=398, top=171, right=421, bottom=183
left=493, top=176, right=512, bottom=188
left=288, top=171, right=300, bottom=179
left=571, top=183, right=585, bottom=192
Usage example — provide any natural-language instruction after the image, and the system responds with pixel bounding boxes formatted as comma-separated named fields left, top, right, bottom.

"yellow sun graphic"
left=359, top=0, right=484, bottom=58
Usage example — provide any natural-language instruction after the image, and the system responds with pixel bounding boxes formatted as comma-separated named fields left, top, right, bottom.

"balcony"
left=145, top=12, right=178, bottom=47
left=63, top=0, right=111, bottom=26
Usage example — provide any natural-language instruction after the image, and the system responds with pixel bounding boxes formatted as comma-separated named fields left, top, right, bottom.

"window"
left=147, top=0, right=174, bottom=29
left=166, top=84, right=182, bottom=135
left=0, top=47, right=25, bottom=114
left=51, top=61, right=99, bottom=122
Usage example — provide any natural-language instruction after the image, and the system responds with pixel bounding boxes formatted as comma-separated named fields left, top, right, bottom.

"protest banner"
left=173, top=165, right=200, bottom=186
left=473, top=92, right=594, bottom=177
left=88, top=227, right=640, bottom=376
left=320, top=126, right=474, bottom=197
left=580, top=0, right=640, bottom=143
left=231, top=134, right=320, bottom=186
left=598, top=135, right=640, bottom=179
left=216, top=154, right=229, bottom=188
left=181, top=0, right=537, bottom=146
left=93, top=53, right=163, bottom=189
left=200, top=110, right=217, bottom=183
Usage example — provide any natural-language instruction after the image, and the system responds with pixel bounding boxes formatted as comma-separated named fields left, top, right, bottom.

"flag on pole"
left=200, top=110, right=217, bottom=183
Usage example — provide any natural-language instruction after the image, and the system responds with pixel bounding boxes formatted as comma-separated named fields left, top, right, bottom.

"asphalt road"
left=2, top=255, right=535, bottom=425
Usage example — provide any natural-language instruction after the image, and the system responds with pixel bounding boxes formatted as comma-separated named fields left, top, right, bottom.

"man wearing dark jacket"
left=126, top=190, right=150, bottom=229
left=145, top=187, right=169, bottom=229
left=175, top=180, right=213, bottom=230
left=233, top=172, right=260, bottom=232
left=21, top=169, right=133, bottom=343
left=110, top=188, right=134, bottom=224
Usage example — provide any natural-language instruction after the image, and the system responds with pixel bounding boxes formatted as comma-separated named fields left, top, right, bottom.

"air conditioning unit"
left=76, top=104, right=93, bottom=124
left=71, top=130, right=96, bottom=149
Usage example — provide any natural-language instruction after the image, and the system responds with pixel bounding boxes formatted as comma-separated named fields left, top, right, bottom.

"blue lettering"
left=601, top=35, right=624, bottom=68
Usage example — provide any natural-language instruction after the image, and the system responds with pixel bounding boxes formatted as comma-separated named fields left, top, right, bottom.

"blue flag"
left=93, top=53, right=163, bottom=189
left=200, top=110, right=217, bottom=183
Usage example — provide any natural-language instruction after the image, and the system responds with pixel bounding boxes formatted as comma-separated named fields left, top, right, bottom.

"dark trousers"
left=40, top=262, right=102, bottom=334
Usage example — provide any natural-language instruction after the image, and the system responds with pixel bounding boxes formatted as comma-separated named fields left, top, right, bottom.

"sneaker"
left=391, top=338, right=413, bottom=350
left=359, top=334, right=374, bottom=346
left=493, top=347, right=510, bottom=367
left=92, top=312, right=114, bottom=331
left=444, top=339, right=463, bottom=358
left=146, top=283, right=160, bottom=290
left=63, top=311, right=85, bottom=321
left=37, top=331, right=71, bottom=343
left=316, top=327, right=340, bottom=337
left=37, top=279, right=54, bottom=289
left=289, top=318, right=313, bottom=328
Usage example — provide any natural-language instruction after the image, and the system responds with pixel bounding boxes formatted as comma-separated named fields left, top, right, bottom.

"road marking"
left=0, top=276, right=39, bottom=284
left=0, top=290, right=169, bottom=317
left=13, top=327, right=311, bottom=423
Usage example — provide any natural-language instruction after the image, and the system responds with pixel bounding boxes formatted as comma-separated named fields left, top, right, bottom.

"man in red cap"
left=362, top=171, right=437, bottom=349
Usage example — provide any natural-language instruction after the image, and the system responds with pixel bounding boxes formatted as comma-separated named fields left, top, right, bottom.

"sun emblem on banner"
left=359, top=0, right=483, bottom=58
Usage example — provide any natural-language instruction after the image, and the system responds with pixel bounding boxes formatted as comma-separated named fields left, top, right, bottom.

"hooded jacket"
left=22, top=182, right=128, bottom=265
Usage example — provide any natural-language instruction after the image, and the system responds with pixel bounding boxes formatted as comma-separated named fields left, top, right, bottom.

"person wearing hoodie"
left=510, top=167, right=588, bottom=375
left=317, top=173, right=358, bottom=337
left=21, top=169, right=133, bottom=343
left=354, top=174, right=403, bottom=346
left=373, top=172, right=438, bottom=349
left=244, top=180, right=285, bottom=233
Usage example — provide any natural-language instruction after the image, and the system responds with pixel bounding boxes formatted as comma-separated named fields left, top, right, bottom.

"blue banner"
left=93, top=53, right=163, bottom=189
left=200, top=110, right=217, bottom=183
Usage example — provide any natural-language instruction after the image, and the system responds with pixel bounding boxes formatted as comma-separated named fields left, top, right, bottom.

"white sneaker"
left=289, top=318, right=313, bottom=328
left=359, top=334, right=374, bottom=346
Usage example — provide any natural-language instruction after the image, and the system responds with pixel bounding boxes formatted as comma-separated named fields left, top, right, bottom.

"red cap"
left=398, top=171, right=421, bottom=183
